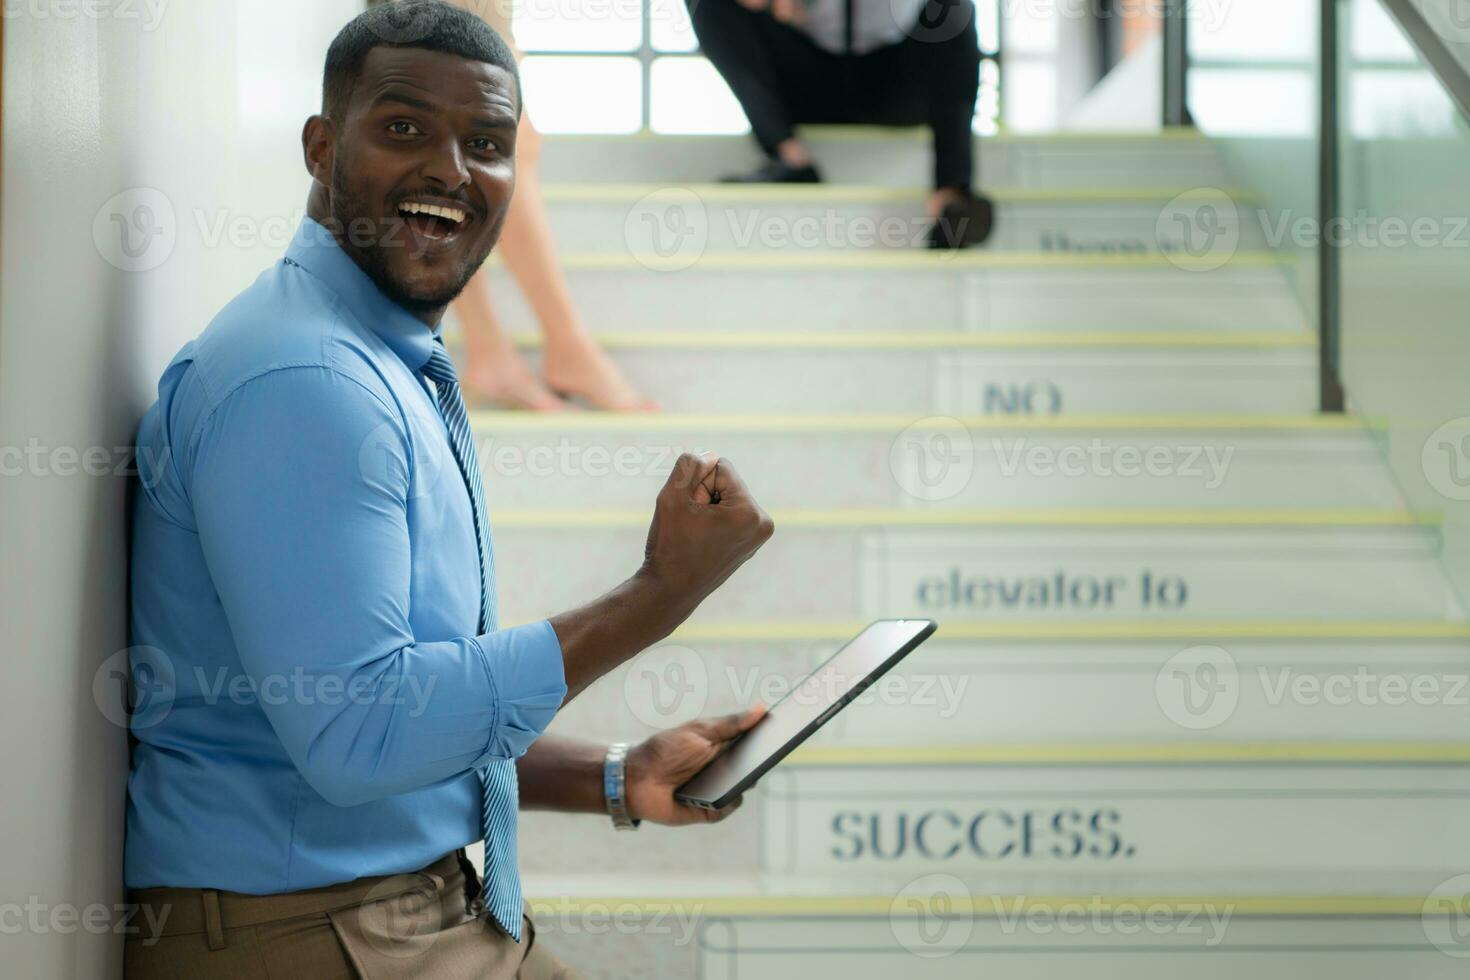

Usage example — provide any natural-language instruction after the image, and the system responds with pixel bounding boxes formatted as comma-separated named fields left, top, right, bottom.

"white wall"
left=0, top=2, right=359, bottom=975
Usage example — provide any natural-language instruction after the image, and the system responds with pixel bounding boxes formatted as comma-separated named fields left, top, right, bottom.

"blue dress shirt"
left=125, top=217, right=567, bottom=893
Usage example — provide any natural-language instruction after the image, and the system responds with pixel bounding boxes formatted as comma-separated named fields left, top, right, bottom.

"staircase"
left=462, top=129, right=1470, bottom=977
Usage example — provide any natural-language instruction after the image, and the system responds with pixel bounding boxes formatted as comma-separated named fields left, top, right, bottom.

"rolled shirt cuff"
left=468, top=618, right=567, bottom=765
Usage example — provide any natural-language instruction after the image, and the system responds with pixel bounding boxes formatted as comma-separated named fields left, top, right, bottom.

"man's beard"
left=327, top=161, right=484, bottom=316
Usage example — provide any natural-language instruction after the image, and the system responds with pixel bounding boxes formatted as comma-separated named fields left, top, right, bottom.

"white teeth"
left=398, top=202, right=467, bottom=225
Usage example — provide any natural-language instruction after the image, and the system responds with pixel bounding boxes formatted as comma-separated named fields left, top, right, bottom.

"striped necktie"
left=420, top=337, right=522, bottom=941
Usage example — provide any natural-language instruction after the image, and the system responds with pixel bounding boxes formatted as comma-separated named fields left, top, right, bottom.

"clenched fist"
left=641, top=452, right=774, bottom=611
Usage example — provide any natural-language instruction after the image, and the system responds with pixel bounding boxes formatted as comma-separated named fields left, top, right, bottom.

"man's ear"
left=302, top=115, right=337, bottom=186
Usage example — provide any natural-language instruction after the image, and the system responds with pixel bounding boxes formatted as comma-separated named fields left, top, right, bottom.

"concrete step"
left=460, top=331, right=1319, bottom=415
left=491, top=514, right=1454, bottom=624
left=517, top=750, right=1470, bottom=895
left=541, top=184, right=1267, bottom=256
left=481, top=252, right=1309, bottom=333
left=535, top=128, right=1232, bottom=189
left=546, top=622, right=1470, bottom=747
left=515, top=883, right=1470, bottom=978
left=471, top=415, right=1397, bottom=510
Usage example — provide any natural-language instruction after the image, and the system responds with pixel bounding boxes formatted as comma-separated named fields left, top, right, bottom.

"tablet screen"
left=675, top=619, right=937, bottom=809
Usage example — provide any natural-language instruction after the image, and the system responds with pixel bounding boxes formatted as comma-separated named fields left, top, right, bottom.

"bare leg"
left=496, top=117, right=657, bottom=411
left=453, top=265, right=570, bottom=411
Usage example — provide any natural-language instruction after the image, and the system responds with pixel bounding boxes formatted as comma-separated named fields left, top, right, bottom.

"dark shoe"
left=928, top=191, right=995, bottom=249
left=719, top=159, right=823, bottom=184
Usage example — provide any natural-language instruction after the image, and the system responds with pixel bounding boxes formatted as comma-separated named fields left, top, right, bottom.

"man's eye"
left=470, top=138, right=500, bottom=154
left=388, top=121, right=422, bottom=137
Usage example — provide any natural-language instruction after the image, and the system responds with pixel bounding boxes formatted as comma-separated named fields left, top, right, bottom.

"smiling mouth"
left=396, top=200, right=470, bottom=241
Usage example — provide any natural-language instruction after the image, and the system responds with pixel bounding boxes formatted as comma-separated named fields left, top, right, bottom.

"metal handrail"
left=1375, top=0, right=1470, bottom=121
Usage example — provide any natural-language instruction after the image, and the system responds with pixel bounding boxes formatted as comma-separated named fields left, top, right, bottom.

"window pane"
left=513, top=0, right=641, bottom=52
left=1190, top=69, right=1313, bottom=136
left=650, top=57, right=751, bottom=134
left=1005, top=0, right=1057, bottom=55
left=1002, top=59, right=1056, bottom=132
left=521, top=56, right=643, bottom=133
left=1189, top=0, right=1314, bottom=62
left=975, top=0, right=998, bottom=55
left=651, top=0, right=698, bottom=52
left=973, top=58, right=999, bottom=135
left=1349, top=0, right=1415, bottom=62
left=1350, top=69, right=1458, bottom=138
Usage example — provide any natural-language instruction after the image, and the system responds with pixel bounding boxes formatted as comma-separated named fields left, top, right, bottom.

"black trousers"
left=687, top=0, right=982, bottom=190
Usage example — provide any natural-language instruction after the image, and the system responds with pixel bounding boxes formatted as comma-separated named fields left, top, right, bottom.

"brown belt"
left=126, top=850, right=474, bottom=950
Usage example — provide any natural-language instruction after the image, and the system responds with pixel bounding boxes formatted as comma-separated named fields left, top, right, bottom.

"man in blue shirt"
left=123, top=3, right=773, bottom=977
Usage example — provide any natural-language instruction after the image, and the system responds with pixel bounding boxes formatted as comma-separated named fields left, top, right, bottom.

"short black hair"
left=323, top=1, right=520, bottom=122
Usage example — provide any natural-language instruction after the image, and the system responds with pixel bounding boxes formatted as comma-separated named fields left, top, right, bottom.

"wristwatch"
left=603, top=742, right=641, bottom=831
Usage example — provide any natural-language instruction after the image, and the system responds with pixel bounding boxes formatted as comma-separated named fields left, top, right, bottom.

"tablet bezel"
left=672, top=618, right=939, bottom=811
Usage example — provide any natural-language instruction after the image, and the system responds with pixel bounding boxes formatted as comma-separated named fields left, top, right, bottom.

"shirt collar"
left=284, top=216, right=442, bottom=373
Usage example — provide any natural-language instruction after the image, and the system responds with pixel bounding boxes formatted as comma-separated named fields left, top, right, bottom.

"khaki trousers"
left=124, top=850, right=580, bottom=979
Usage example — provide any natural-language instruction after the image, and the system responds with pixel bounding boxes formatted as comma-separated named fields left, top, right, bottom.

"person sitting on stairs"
left=687, top=0, right=994, bottom=248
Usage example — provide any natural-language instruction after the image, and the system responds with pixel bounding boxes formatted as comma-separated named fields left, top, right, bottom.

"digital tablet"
left=674, top=619, right=939, bottom=811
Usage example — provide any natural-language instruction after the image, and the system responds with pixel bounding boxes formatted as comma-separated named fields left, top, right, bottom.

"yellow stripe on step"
left=484, top=250, right=1292, bottom=272
left=491, top=509, right=1436, bottom=529
left=523, top=894, right=1430, bottom=918
left=541, top=184, right=1262, bottom=204
left=785, top=742, right=1470, bottom=766
left=499, top=329, right=1319, bottom=351
left=541, top=125, right=1207, bottom=143
left=665, top=620, right=1470, bottom=642
left=469, top=412, right=1365, bottom=434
